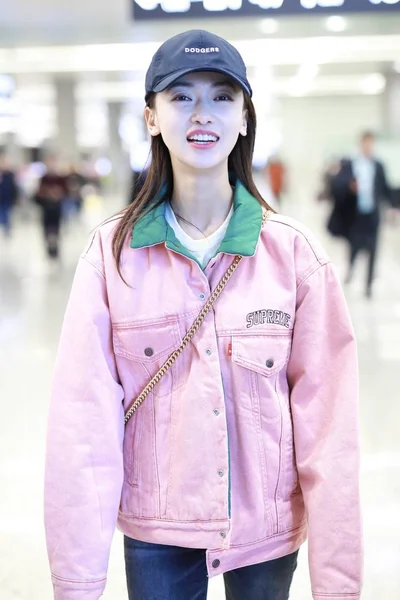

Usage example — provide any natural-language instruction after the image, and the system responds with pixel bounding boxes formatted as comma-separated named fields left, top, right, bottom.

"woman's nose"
left=190, top=102, right=213, bottom=125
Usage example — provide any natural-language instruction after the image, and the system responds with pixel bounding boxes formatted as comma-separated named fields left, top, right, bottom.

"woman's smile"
left=186, top=129, right=220, bottom=150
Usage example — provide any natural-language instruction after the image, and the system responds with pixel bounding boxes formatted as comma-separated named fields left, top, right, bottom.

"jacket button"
left=220, top=532, right=227, bottom=538
left=212, top=559, right=220, bottom=568
left=266, top=358, right=274, bottom=368
left=206, top=349, right=212, bottom=356
left=144, top=347, right=154, bottom=357
left=199, top=293, right=206, bottom=300
left=213, top=409, right=220, bottom=416
left=218, top=469, right=224, bottom=477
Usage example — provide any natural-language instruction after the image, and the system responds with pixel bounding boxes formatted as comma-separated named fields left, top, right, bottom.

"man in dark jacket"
left=0, top=154, right=18, bottom=236
left=35, top=155, right=68, bottom=259
left=330, top=131, right=392, bottom=298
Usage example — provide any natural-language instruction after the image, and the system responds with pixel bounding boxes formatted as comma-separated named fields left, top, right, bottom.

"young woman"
left=44, top=30, right=362, bottom=600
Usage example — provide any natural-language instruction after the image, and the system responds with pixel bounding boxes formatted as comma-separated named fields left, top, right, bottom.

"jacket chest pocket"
left=113, top=319, right=182, bottom=398
left=231, top=333, right=292, bottom=419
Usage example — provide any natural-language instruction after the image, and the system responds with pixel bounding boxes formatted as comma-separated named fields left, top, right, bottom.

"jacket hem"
left=118, top=511, right=308, bottom=578
left=117, top=511, right=232, bottom=550
left=206, top=521, right=308, bottom=577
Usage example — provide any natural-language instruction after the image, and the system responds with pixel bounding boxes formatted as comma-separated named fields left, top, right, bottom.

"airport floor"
left=1, top=187, right=399, bottom=599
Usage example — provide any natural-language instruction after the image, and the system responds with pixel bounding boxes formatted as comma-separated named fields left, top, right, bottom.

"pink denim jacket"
left=44, top=182, right=362, bottom=599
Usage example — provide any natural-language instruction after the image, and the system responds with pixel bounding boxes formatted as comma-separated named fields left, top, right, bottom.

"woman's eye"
left=215, top=94, right=233, bottom=102
left=173, top=94, right=191, bottom=102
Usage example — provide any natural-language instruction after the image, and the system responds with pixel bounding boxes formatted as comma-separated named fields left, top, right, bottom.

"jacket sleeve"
left=286, top=261, right=363, bottom=600
left=376, top=161, right=393, bottom=206
left=44, top=253, right=125, bottom=600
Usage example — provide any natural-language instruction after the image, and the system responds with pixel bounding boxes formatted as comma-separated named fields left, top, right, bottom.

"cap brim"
left=150, top=67, right=252, bottom=98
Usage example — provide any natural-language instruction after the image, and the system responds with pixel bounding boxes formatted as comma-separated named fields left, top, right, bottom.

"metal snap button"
left=218, top=469, right=224, bottom=477
left=144, top=347, right=154, bottom=357
left=206, top=349, right=212, bottom=356
left=266, top=358, right=274, bottom=368
left=220, top=532, right=227, bottom=538
left=199, top=293, right=206, bottom=300
left=213, top=409, right=220, bottom=416
left=212, top=559, right=220, bottom=568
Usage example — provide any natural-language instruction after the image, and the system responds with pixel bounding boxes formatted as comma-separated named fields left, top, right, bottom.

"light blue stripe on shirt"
left=352, top=156, right=376, bottom=214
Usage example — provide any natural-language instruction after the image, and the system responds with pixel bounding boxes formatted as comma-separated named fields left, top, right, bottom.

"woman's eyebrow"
left=212, top=80, right=237, bottom=91
left=167, top=80, right=193, bottom=90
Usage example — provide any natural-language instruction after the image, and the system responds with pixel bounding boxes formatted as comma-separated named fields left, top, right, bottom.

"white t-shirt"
left=165, top=203, right=234, bottom=269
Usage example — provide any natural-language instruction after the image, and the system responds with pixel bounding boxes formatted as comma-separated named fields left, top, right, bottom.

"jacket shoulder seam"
left=81, top=229, right=97, bottom=258
left=267, top=217, right=328, bottom=267
left=81, top=254, right=106, bottom=278
left=297, top=260, right=330, bottom=290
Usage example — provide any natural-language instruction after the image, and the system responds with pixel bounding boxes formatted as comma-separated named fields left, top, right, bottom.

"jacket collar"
left=130, top=179, right=263, bottom=261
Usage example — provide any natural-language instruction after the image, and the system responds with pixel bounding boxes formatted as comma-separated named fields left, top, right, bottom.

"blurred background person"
left=330, top=131, right=393, bottom=298
left=63, top=163, right=86, bottom=225
left=0, top=153, right=18, bottom=237
left=80, top=157, right=101, bottom=192
left=317, top=157, right=341, bottom=203
left=34, top=154, right=68, bottom=260
left=263, top=154, right=286, bottom=207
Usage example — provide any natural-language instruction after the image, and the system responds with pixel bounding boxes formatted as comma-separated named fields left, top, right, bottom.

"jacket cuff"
left=313, top=594, right=361, bottom=600
left=52, top=574, right=106, bottom=600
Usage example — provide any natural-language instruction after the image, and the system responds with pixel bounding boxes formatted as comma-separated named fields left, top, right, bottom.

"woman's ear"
left=240, top=108, right=248, bottom=137
left=144, top=105, right=161, bottom=137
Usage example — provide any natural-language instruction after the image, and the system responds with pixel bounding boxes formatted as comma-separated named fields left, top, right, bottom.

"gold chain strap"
left=124, top=210, right=271, bottom=425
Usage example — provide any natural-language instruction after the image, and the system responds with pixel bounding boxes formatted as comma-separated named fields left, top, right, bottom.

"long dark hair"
left=112, top=92, right=274, bottom=277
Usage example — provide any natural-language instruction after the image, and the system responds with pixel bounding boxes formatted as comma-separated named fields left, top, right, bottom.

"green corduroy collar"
left=130, top=179, right=263, bottom=265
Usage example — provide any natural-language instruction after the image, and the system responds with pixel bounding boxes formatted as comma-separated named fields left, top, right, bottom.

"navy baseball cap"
left=145, top=30, right=252, bottom=102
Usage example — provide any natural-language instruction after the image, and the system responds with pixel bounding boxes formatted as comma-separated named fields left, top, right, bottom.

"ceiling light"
left=325, top=16, right=347, bottom=33
left=360, top=73, right=386, bottom=95
left=258, top=19, right=279, bottom=35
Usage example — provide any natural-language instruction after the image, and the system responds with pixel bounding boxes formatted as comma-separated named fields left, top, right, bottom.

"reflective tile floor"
left=1, top=191, right=400, bottom=599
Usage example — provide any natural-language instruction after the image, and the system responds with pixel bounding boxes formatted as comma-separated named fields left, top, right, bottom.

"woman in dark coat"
left=0, top=154, right=18, bottom=236
left=35, top=158, right=68, bottom=259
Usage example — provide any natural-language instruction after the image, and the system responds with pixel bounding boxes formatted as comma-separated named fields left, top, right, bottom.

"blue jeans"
left=124, top=536, right=298, bottom=600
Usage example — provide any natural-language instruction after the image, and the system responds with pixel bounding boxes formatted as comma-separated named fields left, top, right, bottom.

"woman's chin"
left=174, top=154, right=226, bottom=172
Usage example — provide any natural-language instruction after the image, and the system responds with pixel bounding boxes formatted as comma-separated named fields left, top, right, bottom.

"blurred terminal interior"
left=1, top=2, right=400, bottom=600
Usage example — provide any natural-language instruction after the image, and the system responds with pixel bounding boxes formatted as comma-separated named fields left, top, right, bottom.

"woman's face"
left=145, top=71, right=247, bottom=173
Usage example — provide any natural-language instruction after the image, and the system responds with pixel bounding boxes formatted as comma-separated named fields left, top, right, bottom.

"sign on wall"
left=132, top=0, right=400, bottom=19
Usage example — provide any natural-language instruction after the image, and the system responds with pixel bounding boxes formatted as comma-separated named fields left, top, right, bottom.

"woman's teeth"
left=188, top=134, right=218, bottom=143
